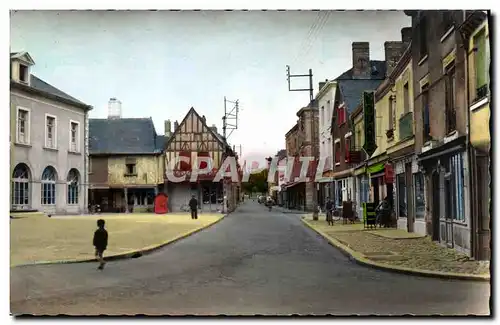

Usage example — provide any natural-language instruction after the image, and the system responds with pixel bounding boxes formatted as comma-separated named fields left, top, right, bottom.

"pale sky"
left=10, top=10, right=410, bottom=162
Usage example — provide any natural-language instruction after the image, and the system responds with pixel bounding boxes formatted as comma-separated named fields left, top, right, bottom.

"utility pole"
left=222, top=97, right=239, bottom=141
left=286, top=65, right=319, bottom=220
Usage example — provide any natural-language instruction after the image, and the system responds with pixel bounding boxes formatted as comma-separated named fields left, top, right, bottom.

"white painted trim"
left=440, top=26, right=455, bottom=43
left=69, top=119, right=81, bottom=153
left=470, top=97, right=489, bottom=112
left=344, top=132, right=352, bottom=138
left=443, top=130, right=459, bottom=144
left=15, top=106, right=31, bottom=145
left=10, top=91, right=85, bottom=116
left=419, top=74, right=430, bottom=90
left=44, top=113, right=58, bottom=149
left=334, top=138, right=341, bottom=144
left=417, top=54, right=428, bottom=66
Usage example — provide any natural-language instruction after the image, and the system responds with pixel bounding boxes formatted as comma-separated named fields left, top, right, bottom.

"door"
left=444, top=170, right=454, bottom=248
left=372, top=177, right=379, bottom=206
left=431, top=171, right=440, bottom=241
left=405, top=163, right=414, bottom=233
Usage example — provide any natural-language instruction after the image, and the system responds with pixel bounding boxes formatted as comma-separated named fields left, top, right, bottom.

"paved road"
left=11, top=201, right=490, bottom=316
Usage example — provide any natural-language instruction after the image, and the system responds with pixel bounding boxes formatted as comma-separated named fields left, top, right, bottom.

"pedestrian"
left=325, top=198, right=334, bottom=226
left=189, top=194, right=198, bottom=220
left=93, top=219, right=108, bottom=270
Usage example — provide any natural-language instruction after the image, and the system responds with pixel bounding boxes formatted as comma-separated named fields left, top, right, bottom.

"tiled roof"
left=338, top=79, right=385, bottom=114
left=30, top=75, right=87, bottom=106
left=89, top=118, right=165, bottom=155
left=335, top=60, right=387, bottom=80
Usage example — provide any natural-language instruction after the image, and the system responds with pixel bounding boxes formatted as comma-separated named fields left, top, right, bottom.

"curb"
left=13, top=214, right=228, bottom=267
left=301, top=218, right=490, bottom=282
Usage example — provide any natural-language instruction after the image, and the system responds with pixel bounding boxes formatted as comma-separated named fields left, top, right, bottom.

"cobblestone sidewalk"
left=10, top=213, right=223, bottom=267
left=303, top=216, right=490, bottom=277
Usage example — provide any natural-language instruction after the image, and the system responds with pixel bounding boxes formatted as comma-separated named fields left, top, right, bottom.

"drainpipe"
left=83, top=110, right=88, bottom=214
left=459, top=12, right=476, bottom=258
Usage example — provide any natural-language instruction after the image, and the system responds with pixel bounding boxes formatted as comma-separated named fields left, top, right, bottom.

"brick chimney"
left=164, top=119, right=172, bottom=137
left=352, top=42, right=371, bottom=79
left=384, top=41, right=406, bottom=77
left=174, top=120, right=179, bottom=131
left=401, top=27, right=412, bottom=44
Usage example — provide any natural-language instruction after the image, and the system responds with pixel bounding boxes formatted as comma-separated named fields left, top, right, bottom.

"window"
left=126, top=163, right=137, bottom=175
left=70, top=121, right=79, bottom=152
left=418, top=16, right=428, bottom=59
left=67, top=169, right=79, bottom=205
left=16, top=108, right=29, bottom=144
left=19, top=64, right=28, bottom=83
left=388, top=97, right=394, bottom=131
left=321, top=106, right=325, bottom=125
left=422, top=83, right=431, bottom=142
left=414, top=172, right=425, bottom=219
left=45, top=115, right=56, bottom=148
left=403, top=82, right=409, bottom=113
left=337, top=106, right=346, bottom=125
left=473, top=28, right=488, bottom=100
left=360, top=176, right=369, bottom=204
left=449, top=154, right=465, bottom=222
left=345, top=136, right=351, bottom=162
left=442, top=11, right=454, bottom=34
left=11, top=163, right=30, bottom=208
left=397, top=174, right=407, bottom=218
left=445, top=63, right=457, bottom=133
left=41, top=166, right=57, bottom=205
left=334, top=142, right=341, bottom=164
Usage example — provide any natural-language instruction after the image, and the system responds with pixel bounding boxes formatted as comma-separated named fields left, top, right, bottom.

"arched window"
left=41, top=166, right=57, bottom=205
left=11, top=163, right=31, bottom=207
left=67, top=169, right=80, bottom=205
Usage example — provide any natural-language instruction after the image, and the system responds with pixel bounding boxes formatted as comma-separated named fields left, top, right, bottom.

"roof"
left=338, top=79, right=384, bottom=113
left=89, top=118, right=165, bottom=155
left=335, top=60, right=387, bottom=81
left=10, top=52, right=91, bottom=110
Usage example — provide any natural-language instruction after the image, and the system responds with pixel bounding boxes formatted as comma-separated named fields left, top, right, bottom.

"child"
left=93, top=219, right=108, bottom=270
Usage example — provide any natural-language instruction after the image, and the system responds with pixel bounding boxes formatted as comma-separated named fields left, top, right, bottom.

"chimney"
left=319, top=79, right=328, bottom=92
left=164, top=120, right=172, bottom=137
left=202, top=115, right=206, bottom=124
left=108, top=97, right=122, bottom=119
left=174, top=120, right=179, bottom=131
left=384, top=41, right=406, bottom=77
left=352, top=42, right=370, bottom=79
left=401, top=27, right=412, bottom=44
left=210, top=124, right=218, bottom=134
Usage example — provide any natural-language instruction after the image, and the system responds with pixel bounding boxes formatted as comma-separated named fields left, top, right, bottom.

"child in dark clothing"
left=93, top=219, right=108, bottom=270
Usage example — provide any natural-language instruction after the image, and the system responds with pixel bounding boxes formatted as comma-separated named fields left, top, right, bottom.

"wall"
left=373, top=90, right=392, bottom=157
left=11, top=90, right=87, bottom=214
left=108, top=155, right=163, bottom=186
left=318, top=83, right=336, bottom=170
left=394, top=60, right=414, bottom=142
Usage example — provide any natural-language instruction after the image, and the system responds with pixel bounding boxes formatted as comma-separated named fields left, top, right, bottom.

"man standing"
left=325, top=198, right=334, bottom=226
left=189, top=194, right=198, bottom=220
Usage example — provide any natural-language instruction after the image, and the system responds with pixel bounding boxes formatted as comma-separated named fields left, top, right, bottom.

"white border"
left=69, top=119, right=81, bottom=153
left=15, top=106, right=31, bottom=145
left=44, top=113, right=58, bottom=149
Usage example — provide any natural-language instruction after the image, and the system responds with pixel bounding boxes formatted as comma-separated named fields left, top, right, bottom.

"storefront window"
left=414, top=172, right=425, bottom=219
left=450, top=153, right=465, bottom=222
left=397, top=174, right=407, bottom=218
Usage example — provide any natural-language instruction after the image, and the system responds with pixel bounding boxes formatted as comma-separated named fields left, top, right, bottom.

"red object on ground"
left=154, top=193, right=168, bottom=214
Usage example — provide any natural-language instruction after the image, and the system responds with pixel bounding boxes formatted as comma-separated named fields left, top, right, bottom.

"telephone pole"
left=286, top=65, right=319, bottom=220
left=222, top=97, right=239, bottom=141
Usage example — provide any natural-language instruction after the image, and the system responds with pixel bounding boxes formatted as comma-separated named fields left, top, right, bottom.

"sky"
left=10, top=10, right=410, bottom=163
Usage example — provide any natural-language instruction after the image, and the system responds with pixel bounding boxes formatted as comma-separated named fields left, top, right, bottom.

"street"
left=10, top=201, right=490, bottom=316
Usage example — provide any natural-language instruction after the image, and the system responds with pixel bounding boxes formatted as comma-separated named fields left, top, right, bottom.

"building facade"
left=460, top=11, right=490, bottom=260
left=10, top=52, right=92, bottom=215
left=88, top=110, right=165, bottom=213
left=163, top=107, right=241, bottom=213
left=407, top=10, right=471, bottom=255
left=316, top=80, right=337, bottom=206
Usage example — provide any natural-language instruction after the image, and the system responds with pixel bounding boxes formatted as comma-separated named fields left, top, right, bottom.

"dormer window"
left=19, top=64, right=29, bottom=83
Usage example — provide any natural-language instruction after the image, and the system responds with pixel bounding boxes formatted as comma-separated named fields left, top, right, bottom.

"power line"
left=291, top=11, right=323, bottom=66
left=296, top=10, right=331, bottom=66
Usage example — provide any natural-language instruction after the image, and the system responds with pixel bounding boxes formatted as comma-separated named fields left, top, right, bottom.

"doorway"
left=431, top=171, right=440, bottom=241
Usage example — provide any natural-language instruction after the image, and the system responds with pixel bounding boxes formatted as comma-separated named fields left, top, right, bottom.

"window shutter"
left=345, top=138, right=350, bottom=162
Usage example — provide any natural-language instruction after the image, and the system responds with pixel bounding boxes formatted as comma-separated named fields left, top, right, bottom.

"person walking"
left=93, top=219, right=108, bottom=270
left=325, top=198, right=334, bottom=226
left=189, top=195, right=198, bottom=220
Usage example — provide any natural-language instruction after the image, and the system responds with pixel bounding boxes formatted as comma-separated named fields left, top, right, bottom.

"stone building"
left=406, top=10, right=471, bottom=255
left=10, top=52, right=92, bottom=215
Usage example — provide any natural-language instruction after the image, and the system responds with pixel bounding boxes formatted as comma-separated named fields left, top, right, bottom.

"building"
left=459, top=11, right=490, bottom=260
left=406, top=10, right=471, bottom=255
left=163, top=107, right=241, bottom=213
left=329, top=41, right=394, bottom=209
left=267, top=149, right=287, bottom=205
left=316, top=79, right=337, bottom=206
left=282, top=105, right=319, bottom=211
left=10, top=52, right=92, bottom=215
left=350, top=104, right=370, bottom=219
left=88, top=100, right=165, bottom=213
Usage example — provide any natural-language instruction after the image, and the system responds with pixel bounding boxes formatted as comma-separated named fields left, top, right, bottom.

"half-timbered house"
left=163, top=107, right=241, bottom=213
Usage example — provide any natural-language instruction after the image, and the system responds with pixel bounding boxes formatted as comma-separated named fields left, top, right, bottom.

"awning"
left=367, top=162, right=385, bottom=174
left=370, top=171, right=385, bottom=179
left=418, top=136, right=466, bottom=163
